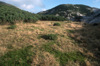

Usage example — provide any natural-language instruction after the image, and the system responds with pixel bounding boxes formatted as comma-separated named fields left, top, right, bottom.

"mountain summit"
left=39, top=4, right=94, bottom=20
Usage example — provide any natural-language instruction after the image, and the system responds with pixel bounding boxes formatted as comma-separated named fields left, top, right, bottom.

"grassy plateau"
left=0, top=21, right=100, bottom=66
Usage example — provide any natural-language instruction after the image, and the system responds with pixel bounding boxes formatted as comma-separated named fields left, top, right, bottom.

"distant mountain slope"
left=39, top=4, right=94, bottom=20
left=83, top=9, right=100, bottom=24
left=0, top=1, right=38, bottom=24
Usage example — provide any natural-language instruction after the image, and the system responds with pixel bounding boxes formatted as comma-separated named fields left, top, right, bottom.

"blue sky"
left=0, top=0, right=100, bottom=13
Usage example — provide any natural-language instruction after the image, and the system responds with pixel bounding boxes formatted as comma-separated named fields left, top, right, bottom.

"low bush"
left=41, top=34, right=58, bottom=40
left=53, top=23, right=61, bottom=26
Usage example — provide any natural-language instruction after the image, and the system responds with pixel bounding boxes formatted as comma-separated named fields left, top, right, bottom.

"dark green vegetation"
left=39, top=15, right=67, bottom=21
left=53, top=23, right=61, bottom=26
left=0, top=1, right=38, bottom=24
left=43, top=42, right=85, bottom=66
left=41, top=34, right=58, bottom=40
left=0, top=45, right=34, bottom=66
left=39, top=4, right=94, bottom=20
left=7, top=25, right=17, bottom=29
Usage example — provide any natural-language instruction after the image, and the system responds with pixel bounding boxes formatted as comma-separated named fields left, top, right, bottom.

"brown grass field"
left=0, top=21, right=100, bottom=66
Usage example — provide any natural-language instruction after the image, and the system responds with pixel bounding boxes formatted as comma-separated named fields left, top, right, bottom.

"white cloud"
left=21, top=4, right=34, bottom=9
left=12, top=0, right=20, bottom=2
left=42, top=8, right=46, bottom=11
left=11, top=0, right=44, bottom=7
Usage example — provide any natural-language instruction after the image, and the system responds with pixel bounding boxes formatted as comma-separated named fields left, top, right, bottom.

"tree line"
left=0, top=2, right=67, bottom=24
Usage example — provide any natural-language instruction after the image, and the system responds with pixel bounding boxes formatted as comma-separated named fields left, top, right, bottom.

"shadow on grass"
left=67, top=24, right=100, bottom=65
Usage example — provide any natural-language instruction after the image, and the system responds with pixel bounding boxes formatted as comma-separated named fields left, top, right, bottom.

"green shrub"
left=53, top=23, right=61, bottom=26
left=7, top=25, right=17, bottom=29
left=41, top=34, right=58, bottom=40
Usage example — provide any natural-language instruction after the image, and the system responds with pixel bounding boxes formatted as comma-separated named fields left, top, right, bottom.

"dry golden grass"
left=0, top=21, right=100, bottom=66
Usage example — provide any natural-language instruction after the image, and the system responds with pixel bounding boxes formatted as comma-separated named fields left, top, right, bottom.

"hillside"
left=0, top=21, right=100, bottom=66
left=0, top=1, right=38, bottom=24
left=82, top=9, right=100, bottom=24
left=39, top=4, right=94, bottom=21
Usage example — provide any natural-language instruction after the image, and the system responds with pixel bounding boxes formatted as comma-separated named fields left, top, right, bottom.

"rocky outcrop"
left=82, top=9, right=100, bottom=24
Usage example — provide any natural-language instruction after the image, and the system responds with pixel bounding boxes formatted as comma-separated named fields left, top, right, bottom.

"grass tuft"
left=41, top=34, right=58, bottom=40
